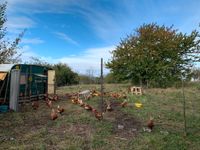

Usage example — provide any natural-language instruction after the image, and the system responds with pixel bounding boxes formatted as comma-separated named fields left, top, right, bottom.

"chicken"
left=92, top=108, right=97, bottom=113
left=45, top=96, right=49, bottom=101
left=57, top=105, right=64, bottom=114
left=84, top=104, right=93, bottom=110
left=91, top=90, right=101, bottom=97
left=112, top=93, right=127, bottom=99
left=46, top=100, right=52, bottom=108
left=106, top=102, right=113, bottom=111
left=92, top=108, right=103, bottom=120
left=94, top=112, right=103, bottom=121
left=71, top=99, right=78, bottom=104
left=78, top=99, right=85, bottom=107
left=147, top=117, right=154, bottom=131
left=121, top=94, right=127, bottom=99
left=53, top=95, right=59, bottom=101
left=32, top=101, right=39, bottom=110
left=120, top=100, right=128, bottom=107
left=51, top=109, right=58, bottom=120
left=110, top=93, right=114, bottom=98
left=70, top=93, right=79, bottom=99
left=93, top=93, right=100, bottom=97
left=77, top=99, right=82, bottom=104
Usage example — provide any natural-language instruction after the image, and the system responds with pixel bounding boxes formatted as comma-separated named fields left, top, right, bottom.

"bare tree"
left=86, top=67, right=96, bottom=84
left=0, top=2, right=24, bottom=64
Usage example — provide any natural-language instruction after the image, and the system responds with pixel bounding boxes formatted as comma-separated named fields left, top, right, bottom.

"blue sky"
left=2, top=0, right=200, bottom=74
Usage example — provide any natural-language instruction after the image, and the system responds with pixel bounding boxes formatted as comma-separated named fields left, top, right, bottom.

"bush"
left=53, top=63, right=79, bottom=86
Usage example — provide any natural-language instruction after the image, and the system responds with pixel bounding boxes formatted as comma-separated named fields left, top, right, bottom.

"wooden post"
left=182, top=78, right=187, bottom=136
left=29, top=66, right=32, bottom=101
left=24, top=68, right=28, bottom=102
left=54, top=76, right=56, bottom=95
left=9, top=70, right=20, bottom=111
left=100, top=58, right=104, bottom=113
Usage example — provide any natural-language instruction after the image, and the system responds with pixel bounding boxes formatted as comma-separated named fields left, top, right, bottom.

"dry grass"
left=0, top=83, right=200, bottom=149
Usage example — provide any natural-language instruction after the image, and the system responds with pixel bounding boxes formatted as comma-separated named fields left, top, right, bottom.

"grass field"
left=0, top=83, right=200, bottom=150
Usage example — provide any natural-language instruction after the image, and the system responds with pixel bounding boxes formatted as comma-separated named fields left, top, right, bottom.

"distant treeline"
left=26, top=57, right=128, bottom=86
left=26, top=56, right=133, bottom=86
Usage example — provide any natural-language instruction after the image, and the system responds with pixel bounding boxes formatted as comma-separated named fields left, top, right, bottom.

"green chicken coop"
left=0, top=64, right=55, bottom=112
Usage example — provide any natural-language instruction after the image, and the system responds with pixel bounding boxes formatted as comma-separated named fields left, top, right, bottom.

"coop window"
left=20, top=75, right=26, bottom=84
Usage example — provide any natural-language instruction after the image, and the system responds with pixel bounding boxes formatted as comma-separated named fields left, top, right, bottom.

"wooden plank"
left=48, top=70, right=55, bottom=94
left=0, top=72, right=7, bottom=80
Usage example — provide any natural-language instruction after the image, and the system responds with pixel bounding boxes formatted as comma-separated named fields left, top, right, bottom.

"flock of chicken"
left=31, top=89, right=154, bottom=131
left=71, top=98, right=103, bottom=121
left=69, top=90, right=128, bottom=121
left=31, top=94, right=64, bottom=120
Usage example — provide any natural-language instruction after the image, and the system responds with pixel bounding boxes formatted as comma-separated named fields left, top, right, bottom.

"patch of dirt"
left=96, top=97, right=143, bottom=139
left=113, top=111, right=142, bottom=138
left=70, top=124, right=92, bottom=138
left=105, top=107, right=142, bottom=139
left=48, top=124, right=92, bottom=139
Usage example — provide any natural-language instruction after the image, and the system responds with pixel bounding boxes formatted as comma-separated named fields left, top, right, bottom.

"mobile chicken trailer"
left=0, top=64, right=55, bottom=112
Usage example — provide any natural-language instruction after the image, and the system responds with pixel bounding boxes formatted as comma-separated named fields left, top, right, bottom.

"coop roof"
left=0, top=64, right=15, bottom=72
left=0, top=64, right=53, bottom=73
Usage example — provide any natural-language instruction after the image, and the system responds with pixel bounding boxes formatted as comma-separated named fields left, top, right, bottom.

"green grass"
left=0, top=83, right=200, bottom=149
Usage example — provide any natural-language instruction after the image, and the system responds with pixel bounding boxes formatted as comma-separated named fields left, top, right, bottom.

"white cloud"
left=21, top=38, right=44, bottom=44
left=20, top=45, right=115, bottom=75
left=5, top=16, right=36, bottom=34
left=54, top=32, right=78, bottom=45
left=19, top=43, right=114, bottom=75
left=6, top=16, right=35, bottom=29
left=4, top=0, right=200, bottom=42
left=54, top=45, right=115, bottom=75
left=19, top=45, right=38, bottom=62
left=4, top=0, right=128, bottom=41
left=5, top=0, right=82, bottom=14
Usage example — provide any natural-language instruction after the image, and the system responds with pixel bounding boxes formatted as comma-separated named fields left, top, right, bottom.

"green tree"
left=104, top=72, right=119, bottom=83
left=54, top=63, right=79, bottom=86
left=0, top=2, right=24, bottom=64
left=25, top=57, right=79, bottom=86
left=79, top=74, right=100, bottom=84
left=106, top=23, right=200, bottom=87
left=79, top=74, right=91, bottom=84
